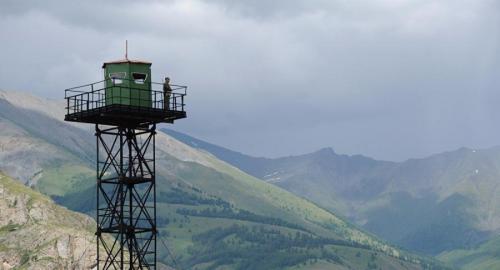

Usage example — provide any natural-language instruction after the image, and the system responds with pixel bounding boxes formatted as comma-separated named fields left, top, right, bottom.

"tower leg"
left=96, top=124, right=157, bottom=269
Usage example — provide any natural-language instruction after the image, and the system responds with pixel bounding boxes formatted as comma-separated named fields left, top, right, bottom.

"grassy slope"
left=147, top=148, right=450, bottom=269
left=58, top=152, right=445, bottom=269
left=36, top=163, right=94, bottom=196
left=165, top=130, right=500, bottom=257
left=438, top=236, right=500, bottom=270
left=0, top=91, right=448, bottom=269
left=36, top=143, right=448, bottom=269
left=188, top=152, right=389, bottom=247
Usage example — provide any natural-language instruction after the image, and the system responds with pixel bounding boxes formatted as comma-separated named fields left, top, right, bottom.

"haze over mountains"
left=164, top=129, right=500, bottom=262
left=0, top=90, right=451, bottom=269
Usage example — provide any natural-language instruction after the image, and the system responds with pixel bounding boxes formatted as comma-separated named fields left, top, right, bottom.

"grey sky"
left=1, top=0, right=499, bottom=161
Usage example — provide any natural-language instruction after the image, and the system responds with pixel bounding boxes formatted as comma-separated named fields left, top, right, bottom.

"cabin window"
left=132, top=73, right=147, bottom=84
left=109, top=72, right=126, bottom=84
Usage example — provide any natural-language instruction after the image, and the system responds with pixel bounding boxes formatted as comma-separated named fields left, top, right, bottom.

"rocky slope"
left=0, top=172, right=96, bottom=269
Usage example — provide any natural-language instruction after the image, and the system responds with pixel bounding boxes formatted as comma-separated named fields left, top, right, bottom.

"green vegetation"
left=28, top=144, right=450, bottom=270
left=364, top=192, right=488, bottom=255
left=166, top=130, right=500, bottom=258
left=36, top=163, right=94, bottom=196
left=154, top=179, right=450, bottom=270
left=438, top=236, right=500, bottom=270
left=55, top=166, right=448, bottom=269
left=176, top=207, right=307, bottom=231
left=186, top=225, right=344, bottom=270
left=159, top=187, right=231, bottom=207
left=0, top=94, right=451, bottom=269
left=0, top=223, right=21, bottom=234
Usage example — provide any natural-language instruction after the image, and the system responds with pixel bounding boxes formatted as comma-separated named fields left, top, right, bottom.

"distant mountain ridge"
left=161, top=129, right=278, bottom=178
left=163, top=128, right=500, bottom=259
left=0, top=90, right=447, bottom=269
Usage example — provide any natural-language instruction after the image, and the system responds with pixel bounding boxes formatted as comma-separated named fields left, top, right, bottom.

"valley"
left=0, top=90, right=450, bottom=269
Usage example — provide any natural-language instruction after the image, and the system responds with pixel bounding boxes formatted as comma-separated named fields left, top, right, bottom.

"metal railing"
left=65, top=78, right=186, bottom=116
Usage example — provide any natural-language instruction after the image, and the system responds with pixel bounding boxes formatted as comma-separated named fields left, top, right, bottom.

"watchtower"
left=64, top=56, right=186, bottom=269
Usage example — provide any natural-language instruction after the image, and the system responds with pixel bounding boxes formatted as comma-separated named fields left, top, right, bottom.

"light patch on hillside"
left=0, top=90, right=64, bottom=123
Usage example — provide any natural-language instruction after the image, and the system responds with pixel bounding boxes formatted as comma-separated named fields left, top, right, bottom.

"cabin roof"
left=102, top=59, right=152, bottom=68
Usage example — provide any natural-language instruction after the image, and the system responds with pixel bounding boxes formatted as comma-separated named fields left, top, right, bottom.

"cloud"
left=0, top=0, right=499, bottom=160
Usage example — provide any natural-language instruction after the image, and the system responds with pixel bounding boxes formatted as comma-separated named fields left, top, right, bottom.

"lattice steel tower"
left=64, top=57, right=186, bottom=269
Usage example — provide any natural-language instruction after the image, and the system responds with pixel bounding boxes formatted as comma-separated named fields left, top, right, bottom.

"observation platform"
left=64, top=79, right=186, bottom=127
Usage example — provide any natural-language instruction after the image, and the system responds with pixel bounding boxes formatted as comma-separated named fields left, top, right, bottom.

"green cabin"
left=103, top=59, right=152, bottom=107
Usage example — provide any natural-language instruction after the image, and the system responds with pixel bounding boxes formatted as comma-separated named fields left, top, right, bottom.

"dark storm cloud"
left=0, top=0, right=499, bottom=160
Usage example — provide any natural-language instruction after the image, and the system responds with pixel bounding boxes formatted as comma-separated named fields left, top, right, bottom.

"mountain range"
left=0, top=90, right=450, bottom=269
left=163, top=129, right=500, bottom=268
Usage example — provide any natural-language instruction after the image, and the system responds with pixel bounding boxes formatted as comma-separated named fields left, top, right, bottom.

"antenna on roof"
left=125, top=40, right=128, bottom=60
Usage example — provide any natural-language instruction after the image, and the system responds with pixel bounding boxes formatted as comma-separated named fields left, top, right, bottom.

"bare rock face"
left=0, top=173, right=97, bottom=269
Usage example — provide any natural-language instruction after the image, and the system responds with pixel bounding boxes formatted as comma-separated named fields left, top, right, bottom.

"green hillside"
left=438, top=236, right=500, bottom=270
left=56, top=144, right=447, bottom=269
left=0, top=90, right=449, bottom=269
left=164, top=130, right=500, bottom=256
